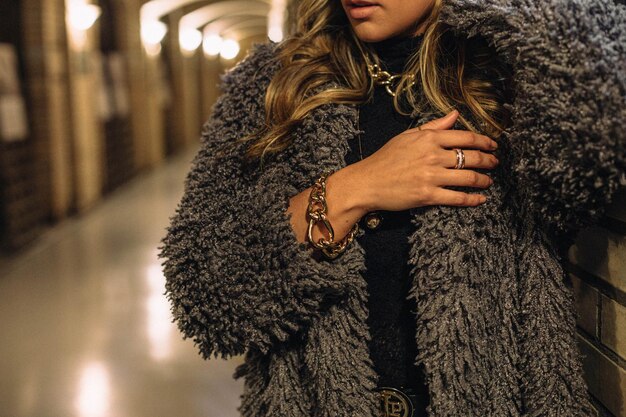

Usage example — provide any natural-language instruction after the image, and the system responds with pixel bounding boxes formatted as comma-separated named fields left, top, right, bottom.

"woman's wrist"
left=325, top=164, right=371, bottom=219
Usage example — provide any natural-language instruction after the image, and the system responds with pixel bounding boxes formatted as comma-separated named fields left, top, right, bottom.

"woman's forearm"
left=287, top=165, right=368, bottom=248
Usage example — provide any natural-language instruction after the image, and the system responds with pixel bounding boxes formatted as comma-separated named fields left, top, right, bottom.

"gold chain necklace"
left=366, top=62, right=416, bottom=97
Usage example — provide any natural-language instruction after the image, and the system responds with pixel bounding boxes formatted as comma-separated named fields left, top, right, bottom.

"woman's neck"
left=369, top=34, right=424, bottom=73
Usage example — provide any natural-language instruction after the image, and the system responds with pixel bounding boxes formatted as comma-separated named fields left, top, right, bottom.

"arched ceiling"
left=203, top=14, right=266, bottom=36
left=179, top=1, right=269, bottom=30
left=142, top=0, right=271, bottom=21
left=141, top=0, right=284, bottom=49
left=221, top=21, right=267, bottom=40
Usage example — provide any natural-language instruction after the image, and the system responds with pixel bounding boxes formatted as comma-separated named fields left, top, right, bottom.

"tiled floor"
left=0, top=147, right=244, bottom=417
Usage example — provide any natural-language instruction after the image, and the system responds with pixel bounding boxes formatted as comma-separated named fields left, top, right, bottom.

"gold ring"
left=454, top=148, right=465, bottom=169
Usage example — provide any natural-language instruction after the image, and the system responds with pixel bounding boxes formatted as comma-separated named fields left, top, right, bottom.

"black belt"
left=375, top=386, right=423, bottom=417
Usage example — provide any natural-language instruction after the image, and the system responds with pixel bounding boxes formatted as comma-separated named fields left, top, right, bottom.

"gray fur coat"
left=158, top=0, right=626, bottom=416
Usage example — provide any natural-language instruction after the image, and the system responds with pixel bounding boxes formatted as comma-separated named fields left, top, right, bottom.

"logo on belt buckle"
left=376, top=387, right=414, bottom=417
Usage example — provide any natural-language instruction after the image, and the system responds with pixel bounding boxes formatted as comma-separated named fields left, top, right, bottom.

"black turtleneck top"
left=344, top=33, right=430, bottom=412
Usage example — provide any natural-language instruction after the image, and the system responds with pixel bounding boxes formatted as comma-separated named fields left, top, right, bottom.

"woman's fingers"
left=429, top=188, right=487, bottom=206
left=436, top=169, right=493, bottom=188
left=433, top=130, right=498, bottom=150
left=442, top=149, right=499, bottom=169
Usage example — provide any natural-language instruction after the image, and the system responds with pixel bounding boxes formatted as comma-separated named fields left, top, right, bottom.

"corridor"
left=0, top=146, right=243, bottom=417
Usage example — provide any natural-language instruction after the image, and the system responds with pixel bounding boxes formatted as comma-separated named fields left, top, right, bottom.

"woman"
left=159, top=0, right=626, bottom=416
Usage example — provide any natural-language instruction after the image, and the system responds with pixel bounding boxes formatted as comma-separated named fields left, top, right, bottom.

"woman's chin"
left=351, top=24, right=398, bottom=43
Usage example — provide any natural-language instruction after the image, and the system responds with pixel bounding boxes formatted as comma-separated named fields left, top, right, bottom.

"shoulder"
left=439, top=0, right=626, bottom=63
left=440, top=0, right=626, bottom=24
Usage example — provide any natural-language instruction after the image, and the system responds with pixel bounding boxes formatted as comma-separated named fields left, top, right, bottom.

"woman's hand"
left=343, top=109, right=499, bottom=212
left=288, top=110, right=499, bottom=246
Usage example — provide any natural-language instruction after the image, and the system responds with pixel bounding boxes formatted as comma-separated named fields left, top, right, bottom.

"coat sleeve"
left=158, top=42, right=355, bottom=360
left=441, top=0, right=626, bottom=238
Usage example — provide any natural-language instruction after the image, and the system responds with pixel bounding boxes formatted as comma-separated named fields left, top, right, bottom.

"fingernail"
left=492, top=141, right=498, bottom=149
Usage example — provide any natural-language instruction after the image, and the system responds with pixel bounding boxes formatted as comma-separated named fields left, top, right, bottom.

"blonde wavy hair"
left=239, top=0, right=513, bottom=164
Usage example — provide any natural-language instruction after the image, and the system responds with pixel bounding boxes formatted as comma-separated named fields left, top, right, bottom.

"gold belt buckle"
left=376, top=387, right=414, bottom=417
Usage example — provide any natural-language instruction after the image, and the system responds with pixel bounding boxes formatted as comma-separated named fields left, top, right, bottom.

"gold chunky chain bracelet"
left=306, top=171, right=359, bottom=260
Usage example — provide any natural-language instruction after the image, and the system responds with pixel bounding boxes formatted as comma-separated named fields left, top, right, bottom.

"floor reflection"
left=145, top=262, right=174, bottom=362
left=75, top=362, right=111, bottom=417
left=0, top=146, right=244, bottom=417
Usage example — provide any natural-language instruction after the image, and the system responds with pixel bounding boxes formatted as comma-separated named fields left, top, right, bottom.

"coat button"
left=364, top=212, right=382, bottom=229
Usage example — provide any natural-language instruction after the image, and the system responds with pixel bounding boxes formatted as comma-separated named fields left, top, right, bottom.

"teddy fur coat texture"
left=159, top=0, right=626, bottom=416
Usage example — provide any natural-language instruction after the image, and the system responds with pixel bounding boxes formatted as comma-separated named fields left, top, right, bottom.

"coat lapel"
left=405, top=147, right=525, bottom=416
left=283, top=100, right=382, bottom=416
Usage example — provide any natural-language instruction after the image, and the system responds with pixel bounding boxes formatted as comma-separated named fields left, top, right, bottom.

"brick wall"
left=568, top=187, right=626, bottom=417
left=0, top=0, right=49, bottom=251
